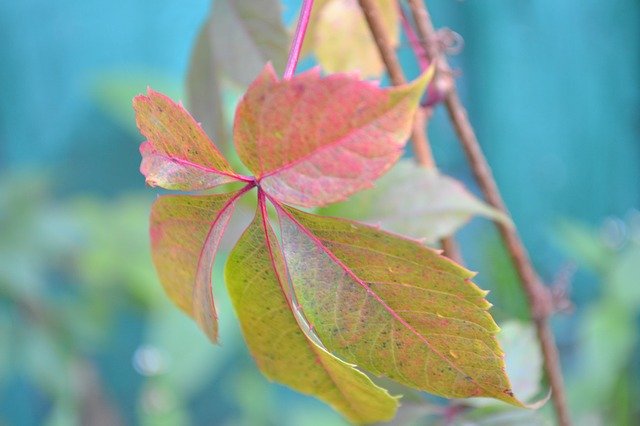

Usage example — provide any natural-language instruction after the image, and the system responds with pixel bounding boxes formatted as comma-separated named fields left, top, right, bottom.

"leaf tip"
left=523, top=389, right=551, bottom=410
left=261, top=61, right=280, bottom=81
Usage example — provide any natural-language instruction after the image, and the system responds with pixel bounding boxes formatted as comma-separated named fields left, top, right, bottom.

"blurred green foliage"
left=558, top=216, right=640, bottom=425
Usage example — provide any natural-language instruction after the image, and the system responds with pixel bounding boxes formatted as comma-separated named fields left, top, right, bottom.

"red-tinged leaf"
left=133, top=88, right=242, bottom=190
left=273, top=203, right=523, bottom=405
left=233, top=65, right=430, bottom=207
left=225, top=201, right=398, bottom=423
left=150, top=190, right=245, bottom=342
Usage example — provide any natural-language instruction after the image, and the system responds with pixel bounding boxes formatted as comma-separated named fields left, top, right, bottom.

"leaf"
left=302, top=0, right=400, bottom=78
left=322, top=160, right=512, bottom=243
left=208, top=0, right=289, bottom=87
left=149, top=191, right=241, bottom=342
left=273, top=203, right=521, bottom=405
left=186, top=0, right=289, bottom=152
left=225, top=202, right=398, bottom=423
left=186, top=28, right=230, bottom=156
left=498, top=322, right=543, bottom=404
left=234, top=65, right=430, bottom=207
left=133, top=89, right=242, bottom=190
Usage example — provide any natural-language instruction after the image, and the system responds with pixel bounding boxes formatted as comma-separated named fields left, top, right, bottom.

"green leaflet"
left=275, top=204, right=521, bottom=406
left=225, top=205, right=398, bottom=424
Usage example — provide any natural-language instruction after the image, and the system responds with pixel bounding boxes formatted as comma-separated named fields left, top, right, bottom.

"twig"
left=357, top=0, right=460, bottom=262
left=406, top=1, right=570, bottom=424
left=283, top=0, right=315, bottom=80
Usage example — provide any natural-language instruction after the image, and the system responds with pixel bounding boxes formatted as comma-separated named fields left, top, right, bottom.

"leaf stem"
left=357, top=0, right=460, bottom=262
left=283, top=0, right=315, bottom=80
left=405, top=1, right=570, bottom=424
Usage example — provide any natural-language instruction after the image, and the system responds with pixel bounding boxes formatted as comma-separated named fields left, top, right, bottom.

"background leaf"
left=186, top=0, right=290, bottom=154
left=321, top=160, right=511, bottom=243
left=302, top=0, right=400, bottom=77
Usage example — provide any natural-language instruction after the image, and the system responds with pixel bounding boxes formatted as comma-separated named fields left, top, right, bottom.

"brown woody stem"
left=406, top=0, right=570, bottom=424
left=357, top=0, right=460, bottom=262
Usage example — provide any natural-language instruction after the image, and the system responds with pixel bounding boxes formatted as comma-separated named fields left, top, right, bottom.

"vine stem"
left=405, top=1, right=570, bottom=424
left=283, top=0, right=315, bottom=80
left=357, top=0, right=460, bottom=262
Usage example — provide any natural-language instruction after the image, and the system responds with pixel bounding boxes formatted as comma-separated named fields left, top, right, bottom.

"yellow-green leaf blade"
left=133, top=89, right=239, bottom=190
left=275, top=204, right=522, bottom=406
left=150, top=192, right=238, bottom=342
left=225, top=205, right=398, bottom=424
left=313, top=0, right=400, bottom=77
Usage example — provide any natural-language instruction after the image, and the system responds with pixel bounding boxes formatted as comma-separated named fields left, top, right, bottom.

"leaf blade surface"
left=234, top=66, right=430, bottom=207
left=150, top=191, right=239, bottom=342
left=275, top=204, right=521, bottom=405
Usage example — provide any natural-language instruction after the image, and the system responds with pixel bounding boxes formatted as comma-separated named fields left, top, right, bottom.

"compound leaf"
left=133, top=89, right=241, bottom=190
left=225, top=203, right=398, bottom=423
left=234, top=65, right=430, bottom=207
left=149, top=191, right=240, bottom=342
left=274, top=203, right=522, bottom=405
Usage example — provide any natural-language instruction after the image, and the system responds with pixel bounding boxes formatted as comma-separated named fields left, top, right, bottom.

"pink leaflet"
left=134, top=88, right=246, bottom=191
left=233, top=64, right=428, bottom=207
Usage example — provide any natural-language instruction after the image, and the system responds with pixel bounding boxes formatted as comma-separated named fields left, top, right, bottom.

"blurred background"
left=0, top=0, right=638, bottom=425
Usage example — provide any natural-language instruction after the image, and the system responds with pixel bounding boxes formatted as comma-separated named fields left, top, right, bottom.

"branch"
left=357, top=0, right=460, bottom=262
left=405, top=1, right=570, bottom=424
